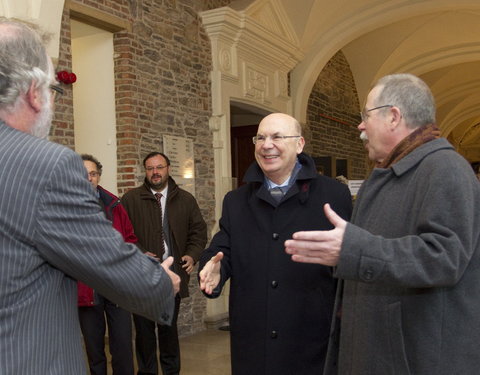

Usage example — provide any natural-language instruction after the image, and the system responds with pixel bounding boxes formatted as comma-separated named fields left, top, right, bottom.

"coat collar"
left=244, top=152, right=318, bottom=207
left=389, top=138, right=454, bottom=177
left=243, top=152, right=318, bottom=184
left=97, top=185, right=120, bottom=220
left=140, top=176, right=179, bottom=200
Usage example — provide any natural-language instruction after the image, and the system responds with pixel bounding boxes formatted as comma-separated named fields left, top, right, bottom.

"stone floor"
left=103, top=328, right=231, bottom=375
left=180, top=328, right=231, bottom=375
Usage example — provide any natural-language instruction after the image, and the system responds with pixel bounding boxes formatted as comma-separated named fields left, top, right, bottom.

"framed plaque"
left=163, top=135, right=195, bottom=196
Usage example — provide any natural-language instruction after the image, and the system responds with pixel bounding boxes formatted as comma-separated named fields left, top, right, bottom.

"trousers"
left=79, top=295, right=134, bottom=375
left=134, top=295, right=181, bottom=375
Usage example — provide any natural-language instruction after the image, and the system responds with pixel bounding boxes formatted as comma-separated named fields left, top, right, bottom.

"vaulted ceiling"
left=232, top=0, right=480, bottom=162
left=7, top=0, right=478, bottom=161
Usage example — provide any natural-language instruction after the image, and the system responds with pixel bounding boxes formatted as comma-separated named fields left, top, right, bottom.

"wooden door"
left=231, top=125, right=258, bottom=187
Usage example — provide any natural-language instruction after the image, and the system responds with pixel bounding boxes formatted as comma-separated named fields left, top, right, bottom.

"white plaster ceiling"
left=235, top=0, right=480, bottom=162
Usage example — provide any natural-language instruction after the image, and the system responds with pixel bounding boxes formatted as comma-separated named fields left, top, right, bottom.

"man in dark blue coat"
left=199, top=113, right=352, bottom=375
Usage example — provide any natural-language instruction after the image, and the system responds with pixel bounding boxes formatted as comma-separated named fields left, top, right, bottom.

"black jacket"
left=200, top=153, right=352, bottom=375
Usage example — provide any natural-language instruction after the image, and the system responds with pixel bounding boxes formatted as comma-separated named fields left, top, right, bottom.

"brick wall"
left=204, top=0, right=232, bottom=10
left=50, top=1, right=367, bottom=337
left=51, top=0, right=230, bottom=337
left=50, top=7, right=75, bottom=148
left=305, top=51, right=370, bottom=180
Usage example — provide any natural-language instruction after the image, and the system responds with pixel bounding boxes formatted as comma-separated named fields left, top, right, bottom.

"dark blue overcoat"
left=200, top=153, right=352, bottom=375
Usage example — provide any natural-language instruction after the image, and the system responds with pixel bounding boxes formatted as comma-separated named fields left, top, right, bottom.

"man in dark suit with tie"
left=121, top=152, right=207, bottom=375
left=0, top=17, right=180, bottom=375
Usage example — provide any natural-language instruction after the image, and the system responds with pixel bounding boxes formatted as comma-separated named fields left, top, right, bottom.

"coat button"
left=272, top=233, right=279, bottom=240
left=271, top=280, right=278, bottom=288
left=363, top=268, right=373, bottom=280
left=270, top=330, right=278, bottom=338
left=161, top=313, right=170, bottom=321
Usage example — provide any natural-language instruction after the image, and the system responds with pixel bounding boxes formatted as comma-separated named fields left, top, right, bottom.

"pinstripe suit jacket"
left=0, top=122, right=175, bottom=374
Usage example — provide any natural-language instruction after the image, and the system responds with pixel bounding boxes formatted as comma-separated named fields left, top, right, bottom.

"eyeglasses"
left=360, top=104, right=393, bottom=122
left=50, top=84, right=64, bottom=102
left=88, top=171, right=100, bottom=178
left=145, top=165, right=168, bottom=172
left=252, top=135, right=301, bottom=145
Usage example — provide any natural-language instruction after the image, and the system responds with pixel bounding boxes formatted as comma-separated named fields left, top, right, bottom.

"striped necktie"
left=269, top=186, right=285, bottom=202
left=154, top=193, right=166, bottom=256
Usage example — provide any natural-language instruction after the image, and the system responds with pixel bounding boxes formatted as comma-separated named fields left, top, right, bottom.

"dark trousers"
left=79, top=295, right=134, bottom=375
left=134, top=295, right=181, bottom=375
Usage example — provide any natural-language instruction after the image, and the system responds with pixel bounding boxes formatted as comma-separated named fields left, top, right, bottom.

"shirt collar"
left=265, top=159, right=302, bottom=189
left=150, top=185, right=168, bottom=198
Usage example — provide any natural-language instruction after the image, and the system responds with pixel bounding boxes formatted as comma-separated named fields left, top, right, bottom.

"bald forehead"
left=258, top=113, right=301, bottom=134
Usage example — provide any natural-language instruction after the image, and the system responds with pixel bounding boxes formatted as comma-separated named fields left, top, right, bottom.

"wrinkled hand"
left=285, top=204, right=346, bottom=266
left=161, top=257, right=180, bottom=295
left=199, top=252, right=223, bottom=295
left=181, top=255, right=195, bottom=275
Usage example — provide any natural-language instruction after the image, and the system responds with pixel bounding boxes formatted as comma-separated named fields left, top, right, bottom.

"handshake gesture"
left=160, top=256, right=181, bottom=294
left=199, top=252, right=224, bottom=294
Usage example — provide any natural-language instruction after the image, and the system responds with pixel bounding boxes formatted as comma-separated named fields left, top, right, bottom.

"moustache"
left=360, top=131, right=368, bottom=141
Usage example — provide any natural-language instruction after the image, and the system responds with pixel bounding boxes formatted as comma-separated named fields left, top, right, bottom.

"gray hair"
left=0, top=17, right=52, bottom=113
left=374, top=73, right=436, bottom=128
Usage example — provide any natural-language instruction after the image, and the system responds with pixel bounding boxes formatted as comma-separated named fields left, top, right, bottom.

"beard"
left=147, top=174, right=168, bottom=191
left=31, top=88, right=53, bottom=139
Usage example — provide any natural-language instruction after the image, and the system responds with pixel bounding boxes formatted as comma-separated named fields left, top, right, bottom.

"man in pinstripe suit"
left=0, top=18, right=180, bottom=375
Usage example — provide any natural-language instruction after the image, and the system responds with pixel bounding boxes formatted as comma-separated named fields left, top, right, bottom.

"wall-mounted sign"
left=163, top=135, right=195, bottom=196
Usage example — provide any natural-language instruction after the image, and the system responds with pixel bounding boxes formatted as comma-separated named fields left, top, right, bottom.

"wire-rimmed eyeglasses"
left=145, top=165, right=168, bottom=172
left=252, top=135, right=301, bottom=145
left=360, top=104, right=393, bottom=122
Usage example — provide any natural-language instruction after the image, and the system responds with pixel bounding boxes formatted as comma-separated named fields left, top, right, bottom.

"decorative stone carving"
left=274, top=70, right=289, bottom=98
left=244, top=65, right=269, bottom=103
left=209, top=114, right=225, bottom=132
left=219, top=47, right=232, bottom=73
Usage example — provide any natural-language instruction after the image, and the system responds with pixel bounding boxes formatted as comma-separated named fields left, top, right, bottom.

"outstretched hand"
left=199, top=252, right=223, bottom=294
left=284, top=204, right=346, bottom=266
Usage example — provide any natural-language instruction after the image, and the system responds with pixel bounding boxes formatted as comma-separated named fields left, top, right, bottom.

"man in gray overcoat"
left=286, top=73, right=480, bottom=375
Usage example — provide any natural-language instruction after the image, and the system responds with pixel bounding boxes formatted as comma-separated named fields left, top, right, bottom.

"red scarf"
left=378, top=123, right=441, bottom=169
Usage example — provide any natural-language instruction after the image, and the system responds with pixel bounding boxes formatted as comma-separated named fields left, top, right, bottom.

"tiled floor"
left=180, top=328, right=231, bottom=375
left=103, top=328, right=231, bottom=375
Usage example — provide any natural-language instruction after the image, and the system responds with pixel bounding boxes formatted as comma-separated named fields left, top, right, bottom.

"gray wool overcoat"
left=324, top=138, right=480, bottom=375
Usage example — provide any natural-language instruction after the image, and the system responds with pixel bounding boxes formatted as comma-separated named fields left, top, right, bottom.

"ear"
left=389, top=106, right=402, bottom=130
left=25, top=81, right=44, bottom=113
left=296, top=136, right=305, bottom=154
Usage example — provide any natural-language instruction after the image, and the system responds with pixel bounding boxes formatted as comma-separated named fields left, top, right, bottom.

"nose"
left=358, top=122, right=365, bottom=131
left=262, top=136, right=275, bottom=148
